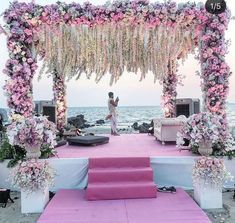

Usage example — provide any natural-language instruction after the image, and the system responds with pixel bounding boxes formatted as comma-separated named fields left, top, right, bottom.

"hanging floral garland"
left=34, top=1, right=201, bottom=84
left=1, top=0, right=231, bottom=130
left=35, top=23, right=198, bottom=84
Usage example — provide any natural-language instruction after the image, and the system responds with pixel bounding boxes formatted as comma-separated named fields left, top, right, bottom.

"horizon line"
left=1, top=102, right=235, bottom=109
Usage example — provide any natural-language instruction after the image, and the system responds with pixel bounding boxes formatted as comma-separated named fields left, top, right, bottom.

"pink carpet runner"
left=37, top=189, right=211, bottom=223
left=86, top=157, right=157, bottom=200
left=55, top=134, right=194, bottom=158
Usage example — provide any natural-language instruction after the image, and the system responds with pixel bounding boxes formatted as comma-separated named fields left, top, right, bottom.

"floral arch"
left=2, top=0, right=231, bottom=131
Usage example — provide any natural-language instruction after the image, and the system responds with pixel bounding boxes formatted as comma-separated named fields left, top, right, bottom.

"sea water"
left=68, top=104, right=235, bottom=133
left=1, top=105, right=235, bottom=132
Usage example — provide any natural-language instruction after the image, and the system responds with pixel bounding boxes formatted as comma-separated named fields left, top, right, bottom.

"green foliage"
left=41, top=145, right=57, bottom=159
left=187, top=142, right=235, bottom=160
left=191, top=145, right=199, bottom=155
left=212, top=138, right=235, bottom=160
left=0, top=136, right=57, bottom=168
left=0, top=136, right=27, bottom=167
left=213, top=149, right=235, bottom=160
left=0, top=139, right=14, bottom=161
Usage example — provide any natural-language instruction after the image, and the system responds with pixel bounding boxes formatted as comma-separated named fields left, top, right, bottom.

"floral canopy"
left=2, top=0, right=231, bottom=131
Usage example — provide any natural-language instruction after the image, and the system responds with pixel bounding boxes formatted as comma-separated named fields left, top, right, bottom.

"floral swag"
left=1, top=0, right=231, bottom=136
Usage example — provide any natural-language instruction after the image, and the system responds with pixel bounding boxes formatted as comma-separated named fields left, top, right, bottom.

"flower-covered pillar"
left=200, top=12, right=231, bottom=117
left=53, top=71, right=67, bottom=131
left=3, top=3, right=38, bottom=117
left=199, top=11, right=232, bottom=149
left=162, top=60, right=178, bottom=118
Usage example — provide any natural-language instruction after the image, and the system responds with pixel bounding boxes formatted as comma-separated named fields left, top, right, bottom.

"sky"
left=0, top=0, right=235, bottom=107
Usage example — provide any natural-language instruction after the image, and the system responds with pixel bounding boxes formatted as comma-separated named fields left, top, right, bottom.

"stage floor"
left=1, top=134, right=235, bottom=190
left=56, top=134, right=194, bottom=158
left=37, top=189, right=211, bottom=223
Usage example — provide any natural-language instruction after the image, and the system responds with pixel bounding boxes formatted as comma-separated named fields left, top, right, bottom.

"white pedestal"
left=194, top=181, right=222, bottom=209
left=21, top=188, right=49, bottom=214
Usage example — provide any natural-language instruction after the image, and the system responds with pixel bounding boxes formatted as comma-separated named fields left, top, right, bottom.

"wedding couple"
left=106, top=92, right=120, bottom=136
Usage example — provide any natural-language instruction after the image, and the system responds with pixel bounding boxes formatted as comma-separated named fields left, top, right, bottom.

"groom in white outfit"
left=107, top=92, right=119, bottom=136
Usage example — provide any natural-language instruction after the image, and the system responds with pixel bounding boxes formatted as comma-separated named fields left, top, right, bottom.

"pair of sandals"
left=157, top=186, right=176, bottom=193
left=76, top=129, right=94, bottom=136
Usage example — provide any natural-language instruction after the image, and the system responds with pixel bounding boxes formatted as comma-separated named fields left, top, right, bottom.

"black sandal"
left=169, top=186, right=176, bottom=193
left=157, top=186, right=176, bottom=193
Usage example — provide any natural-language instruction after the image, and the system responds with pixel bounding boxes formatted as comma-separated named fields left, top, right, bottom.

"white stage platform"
left=1, top=134, right=234, bottom=190
left=1, top=156, right=235, bottom=191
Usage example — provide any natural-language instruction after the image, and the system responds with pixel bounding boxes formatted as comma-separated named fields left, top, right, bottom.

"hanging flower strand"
left=2, top=0, right=231, bottom=130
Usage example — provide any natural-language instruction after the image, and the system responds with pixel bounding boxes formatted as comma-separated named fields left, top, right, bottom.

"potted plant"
left=10, top=159, right=55, bottom=213
left=177, top=112, right=233, bottom=156
left=7, top=114, right=57, bottom=159
left=192, top=156, right=233, bottom=209
left=6, top=114, right=56, bottom=213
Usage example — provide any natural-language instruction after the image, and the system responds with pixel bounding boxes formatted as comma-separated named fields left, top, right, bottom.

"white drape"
left=1, top=157, right=235, bottom=191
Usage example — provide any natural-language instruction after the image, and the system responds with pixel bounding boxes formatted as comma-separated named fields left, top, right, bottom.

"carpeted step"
left=89, top=157, right=150, bottom=169
left=88, top=167, right=154, bottom=183
left=87, top=157, right=156, bottom=200
left=86, top=181, right=157, bottom=200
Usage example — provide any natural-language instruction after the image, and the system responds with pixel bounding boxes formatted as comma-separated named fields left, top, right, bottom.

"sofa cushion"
left=67, top=136, right=109, bottom=146
left=154, top=117, right=186, bottom=126
left=160, top=119, right=185, bottom=125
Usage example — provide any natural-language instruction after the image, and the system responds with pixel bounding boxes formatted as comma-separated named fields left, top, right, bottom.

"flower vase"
left=198, top=140, right=213, bottom=156
left=21, top=187, right=49, bottom=213
left=25, top=145, right=41, bottom=159
left=194, top=179, right=222, bottom=209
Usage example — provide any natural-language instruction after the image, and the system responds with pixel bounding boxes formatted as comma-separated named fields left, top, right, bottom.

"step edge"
left=87, top=182, right=156, bottom=188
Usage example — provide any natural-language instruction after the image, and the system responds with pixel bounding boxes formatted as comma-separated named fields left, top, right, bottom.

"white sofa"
left=153, top=117, right=186, bottom=145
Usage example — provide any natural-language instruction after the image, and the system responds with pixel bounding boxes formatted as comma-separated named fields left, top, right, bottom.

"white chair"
left=153, top=116, right=186, bottom=145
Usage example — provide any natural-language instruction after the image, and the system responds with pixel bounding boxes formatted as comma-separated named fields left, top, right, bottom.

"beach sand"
left=0, top=190, right=234, bottom=223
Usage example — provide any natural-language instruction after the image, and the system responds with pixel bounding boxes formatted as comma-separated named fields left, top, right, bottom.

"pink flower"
left=214, top=159, right=221, bottom=167
left=34, top=169, right=40, bottom=176
left=206, top=159, right=213, bottom=167
left=199, top=159, right=205, bottom=166
left=21, top=161, right=27, bottom=167
left=24, top=28, right=32, bottom=36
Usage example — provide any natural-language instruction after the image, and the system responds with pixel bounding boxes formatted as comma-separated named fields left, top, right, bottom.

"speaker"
left=34, top=100, right=53, bottom=115
left=176, top=104, right=190, bottom=117
left=0, top=108, right=8, bottom=123
left=176, top=98, right=200, bottom=118
left=34, top=102, right=40, bottom=115
left=193, top=100, right=200, bottom=114
left=42, top=104, right=57, bottom=124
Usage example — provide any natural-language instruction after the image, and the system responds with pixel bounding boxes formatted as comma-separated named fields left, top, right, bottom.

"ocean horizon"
left=1, top=104, right=235, bottom=131
left=67, top=104, right=235, bottom=130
